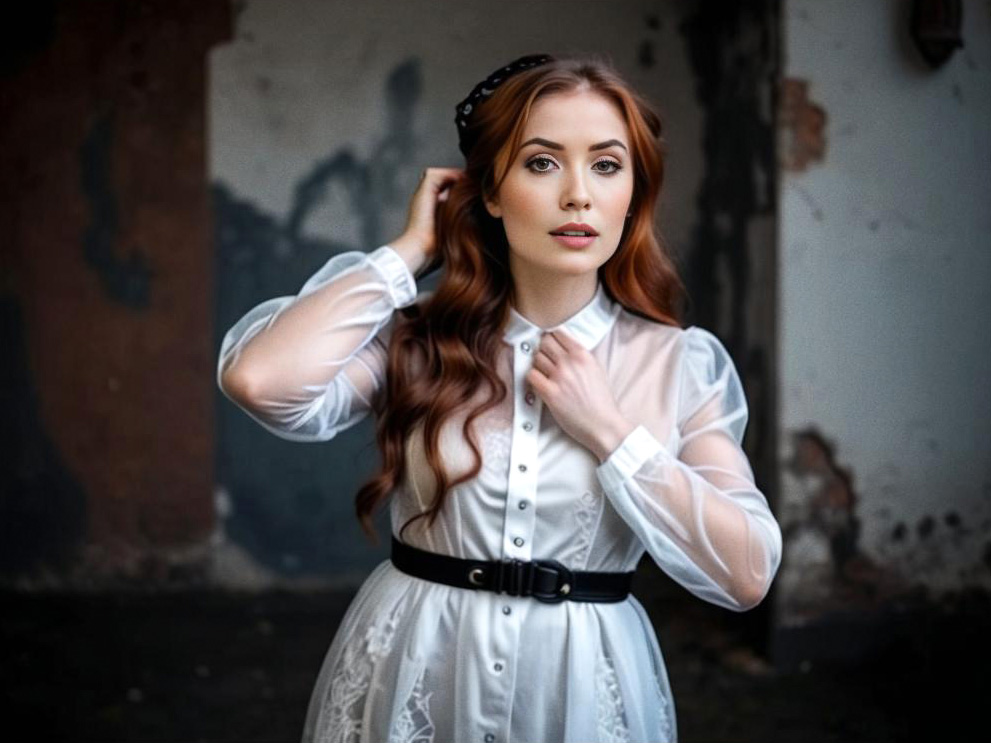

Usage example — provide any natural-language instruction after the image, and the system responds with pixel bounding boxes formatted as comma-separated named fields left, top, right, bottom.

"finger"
left=531, top=351, right=553, bottom=375
left=537, top=338, right=562, bottom=364
left=422, top=167, right=466, bottom=186
left=550, top=329, right=580, bottom=352
left=543, top=331, right=569, bottom=356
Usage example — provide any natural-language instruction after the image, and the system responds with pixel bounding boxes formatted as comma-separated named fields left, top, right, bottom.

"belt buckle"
left=495, top=557, right=573, bottom=603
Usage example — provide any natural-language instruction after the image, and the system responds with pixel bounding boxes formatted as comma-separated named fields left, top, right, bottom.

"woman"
left=218, top=52, right=782, bottom=743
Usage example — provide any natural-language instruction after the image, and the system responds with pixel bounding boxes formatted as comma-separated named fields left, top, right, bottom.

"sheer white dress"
left=217, top=245, right=783, bottom=743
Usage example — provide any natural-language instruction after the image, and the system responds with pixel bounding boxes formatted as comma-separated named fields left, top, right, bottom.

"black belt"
left=390, top=535, right=635, bottom=604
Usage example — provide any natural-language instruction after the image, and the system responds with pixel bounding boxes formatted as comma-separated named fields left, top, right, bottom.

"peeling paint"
left=779, top=78, right=826, bottom=172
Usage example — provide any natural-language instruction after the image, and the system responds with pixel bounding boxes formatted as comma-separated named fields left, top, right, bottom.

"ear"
left=483, top=192, right=502, bottom=219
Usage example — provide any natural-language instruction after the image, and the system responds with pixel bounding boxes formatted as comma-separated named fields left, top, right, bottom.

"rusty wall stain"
left=779, top=77, right=827, bottom=172
left=0, top=0, right=231, bottom=585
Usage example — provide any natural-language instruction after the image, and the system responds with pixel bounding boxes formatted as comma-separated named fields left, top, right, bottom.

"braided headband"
left=454, top=53, right=555, bottom=159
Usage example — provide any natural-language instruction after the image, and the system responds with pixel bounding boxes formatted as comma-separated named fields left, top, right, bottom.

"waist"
left=390, top=535, right=634, bottom=604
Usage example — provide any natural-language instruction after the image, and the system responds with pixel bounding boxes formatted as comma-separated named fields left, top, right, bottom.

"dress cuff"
left=595, top=424, right=667, bottom=493
left=368, top=244, right=418, bottom=308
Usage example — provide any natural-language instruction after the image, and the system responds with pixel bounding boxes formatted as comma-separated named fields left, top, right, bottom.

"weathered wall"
left=1, top=0, right=230, bottom=586
left=776, top=0, right=991, bottom=638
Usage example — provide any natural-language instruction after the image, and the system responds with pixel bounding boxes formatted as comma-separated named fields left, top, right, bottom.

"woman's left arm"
left=593, top=327, right=783, bottom=612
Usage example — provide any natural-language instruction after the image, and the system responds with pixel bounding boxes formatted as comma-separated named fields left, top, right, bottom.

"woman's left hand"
left=525, top=329, right=632, bottom=460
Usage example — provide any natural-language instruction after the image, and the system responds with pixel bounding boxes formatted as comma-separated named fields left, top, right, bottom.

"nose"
left=560, top=168, right=591, bottom=212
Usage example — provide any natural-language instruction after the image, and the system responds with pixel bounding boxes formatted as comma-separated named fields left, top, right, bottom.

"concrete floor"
left=1, top=570, right=984, bottom=742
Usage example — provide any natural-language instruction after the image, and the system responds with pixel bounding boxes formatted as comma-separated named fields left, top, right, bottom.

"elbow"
left=733, top=578, right=773, bottom=612
left=220, top=364, right=263, bottom=407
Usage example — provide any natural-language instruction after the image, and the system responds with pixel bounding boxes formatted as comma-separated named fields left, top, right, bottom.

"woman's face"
left=484, top=88, right=635, bottom=280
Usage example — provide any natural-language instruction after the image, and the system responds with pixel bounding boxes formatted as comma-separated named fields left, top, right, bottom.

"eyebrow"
left=520, top=137, right=628, bottom=153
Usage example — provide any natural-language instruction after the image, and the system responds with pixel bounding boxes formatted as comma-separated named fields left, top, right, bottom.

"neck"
left=509, top=262, right=599, bottom=330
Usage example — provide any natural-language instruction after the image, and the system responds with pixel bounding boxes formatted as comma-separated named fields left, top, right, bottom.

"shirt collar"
left=502, top=280, right=621, bottom=351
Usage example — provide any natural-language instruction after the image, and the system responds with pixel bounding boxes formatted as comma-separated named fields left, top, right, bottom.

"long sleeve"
left=217, top=245, right=418, bottom=442
left=595, top=326, right=783, bottom=612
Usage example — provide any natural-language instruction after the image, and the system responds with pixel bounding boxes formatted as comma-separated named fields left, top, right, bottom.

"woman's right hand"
left=391, top=167, right=465, bottom=265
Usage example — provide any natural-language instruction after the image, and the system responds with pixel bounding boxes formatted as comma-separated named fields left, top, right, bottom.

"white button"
left=522, top=421, right=533, bottom=431
left=518, top=463, right=527, bottom=472
left=521, top=341, right=530, bottom=352
left=518, top=501, right=528, bottom=510
left=502, top=605, right=512, bottom=615
left=485, top=734, right=496, bottom=742
left=514, top=537, right=524, bottom=547
left=525, top=392, right=536, bottom=405
left=493, top=661, right=504, bottom=672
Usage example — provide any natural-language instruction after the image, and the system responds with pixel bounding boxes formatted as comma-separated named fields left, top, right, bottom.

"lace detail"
left=388, top=666, right=435, bottom=743
left=479, top=416, right=512, bottom=479
left=570, top=489, right=601, bottom=570
left=595, top=653, right=631, bottom=743
left=651, top=671, right=676, bottom=742
left=316, top=604, right=407, bottom=743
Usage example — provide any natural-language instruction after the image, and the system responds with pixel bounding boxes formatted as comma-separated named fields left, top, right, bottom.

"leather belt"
left=390, top=535, right=634, bottom=603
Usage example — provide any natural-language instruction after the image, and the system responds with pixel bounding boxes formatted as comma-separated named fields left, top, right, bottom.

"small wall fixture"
left=910, top=0, right=964, bottom=68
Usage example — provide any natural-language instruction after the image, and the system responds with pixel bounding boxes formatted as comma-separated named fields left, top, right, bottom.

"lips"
left=549, top=222, right=599, bottom=236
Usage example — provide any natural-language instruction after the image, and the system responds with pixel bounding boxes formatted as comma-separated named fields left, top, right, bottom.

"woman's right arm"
left=217, top=238, right=428, bottom=442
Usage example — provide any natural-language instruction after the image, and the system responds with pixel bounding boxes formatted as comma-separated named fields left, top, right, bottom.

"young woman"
left=218, top=52, right=782, bottom=743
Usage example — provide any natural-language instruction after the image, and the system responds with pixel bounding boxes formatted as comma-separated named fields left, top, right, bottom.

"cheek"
left=502, top=183, right=547, bottom=225
left=604, top=181, right=634, bottom=218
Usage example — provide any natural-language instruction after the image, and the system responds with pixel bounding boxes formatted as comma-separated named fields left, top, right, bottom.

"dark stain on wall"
left=674, top=1, right=781, bottom=631
left=0, top=298, right=87, bottom=578
left=214, top=60, right=422, bottom=576
left=80, top=108, right=153, bottom=309
left=678, top=0, right=777, bottom=353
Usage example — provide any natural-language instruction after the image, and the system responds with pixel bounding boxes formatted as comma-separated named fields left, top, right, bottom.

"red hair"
left=355, top=54, right=686, bottom=544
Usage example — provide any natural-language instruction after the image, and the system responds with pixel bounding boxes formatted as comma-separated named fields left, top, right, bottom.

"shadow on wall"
left=213, top=58, right=424, bottom=582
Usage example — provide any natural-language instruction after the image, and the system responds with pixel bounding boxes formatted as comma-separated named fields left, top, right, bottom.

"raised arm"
left=217, top=240, right=426, bottom=441
left=595, top=326, right=782, bottom=612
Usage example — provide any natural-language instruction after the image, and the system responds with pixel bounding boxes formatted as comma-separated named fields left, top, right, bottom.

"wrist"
left=593, top=415, right=638, bottom=464
left=388, top=234, right=429, bottom=275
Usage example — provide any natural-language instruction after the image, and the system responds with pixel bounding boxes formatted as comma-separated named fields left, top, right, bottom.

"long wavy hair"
left=355, top=53, right=686, bottom=544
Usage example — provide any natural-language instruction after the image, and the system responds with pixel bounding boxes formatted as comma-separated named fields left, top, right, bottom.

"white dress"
left=217, top=245, right=784, bottom=743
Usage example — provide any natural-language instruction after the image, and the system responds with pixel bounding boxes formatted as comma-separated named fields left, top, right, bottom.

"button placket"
left=504, top=333, right=540, bottom=563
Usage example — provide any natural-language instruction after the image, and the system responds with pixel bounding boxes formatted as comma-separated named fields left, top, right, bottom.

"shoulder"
left=609, top=306, right=683, bottom=353
left=676, top=324, right=746, bottom=427
left=679, top=325, right=735, bottom=377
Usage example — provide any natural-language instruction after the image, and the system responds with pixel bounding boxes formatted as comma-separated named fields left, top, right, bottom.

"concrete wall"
left=776, top=0, right=991, bottom=632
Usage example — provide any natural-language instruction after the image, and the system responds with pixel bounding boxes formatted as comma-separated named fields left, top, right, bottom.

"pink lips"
left=551, top=234, right=596, bottom=249
left=549, top=221, right=598, bottom=249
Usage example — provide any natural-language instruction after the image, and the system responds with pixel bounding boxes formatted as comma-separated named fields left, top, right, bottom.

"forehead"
left=522, top=90, right=628, bottom=141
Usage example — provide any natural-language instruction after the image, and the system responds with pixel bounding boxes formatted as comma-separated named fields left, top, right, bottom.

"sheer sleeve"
left=594, top=326, right=782, bottom=611
left=217, top=245, right=418, bottom=442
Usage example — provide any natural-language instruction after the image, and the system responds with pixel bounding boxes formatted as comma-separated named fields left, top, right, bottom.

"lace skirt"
left=301, top=559, right=677, bottom=743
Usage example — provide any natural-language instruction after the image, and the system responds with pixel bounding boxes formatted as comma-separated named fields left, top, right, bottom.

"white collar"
left=501, top=280, right=621, bottom=351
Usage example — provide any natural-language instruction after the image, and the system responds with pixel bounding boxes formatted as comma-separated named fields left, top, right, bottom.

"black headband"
left=454, top=53, right=555, bottom=159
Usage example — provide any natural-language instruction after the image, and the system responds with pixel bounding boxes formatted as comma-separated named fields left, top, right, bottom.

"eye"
left=593, top=159, right=623, bottom=175
left=525, top=155, right=555, bottom=173
left=524, top=155, right=624, bottom=176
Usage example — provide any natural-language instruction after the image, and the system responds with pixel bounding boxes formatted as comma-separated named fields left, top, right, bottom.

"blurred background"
left=2, top=0, right=988, bottom=740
